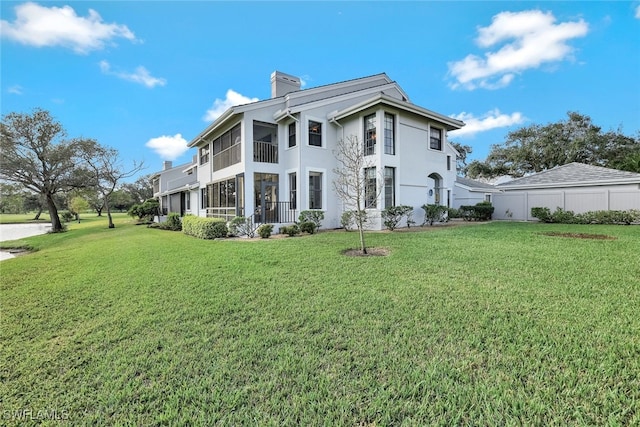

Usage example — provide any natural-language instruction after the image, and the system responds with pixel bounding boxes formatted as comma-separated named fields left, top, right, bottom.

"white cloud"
left=7, top=85, right=23, bottom=95
left=99, top=60, right=166, bottom=88
left=145, top=134, right=189, bottom=160
left=448, top=10, right=589, bottom=90
left=448, top=109, right=526, bottom=137
left=0, top=2, right=136, bottom=54
left=203, top=89, right=259, bottom=122
left=636, top=5, right=640, bottom=19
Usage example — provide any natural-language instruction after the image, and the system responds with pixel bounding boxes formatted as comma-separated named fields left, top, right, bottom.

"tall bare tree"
left=0, top=109, right=86, bottom=232
left=333, top=135, right=382, bottom=254
left=76, top=140, right=144, bottom=228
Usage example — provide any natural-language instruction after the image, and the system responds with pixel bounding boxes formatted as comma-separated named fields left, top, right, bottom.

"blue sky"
left=2, top=1, right=639, bottom=181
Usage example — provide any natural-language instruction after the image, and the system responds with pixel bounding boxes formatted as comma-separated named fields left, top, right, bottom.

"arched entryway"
left=428, top=173, right=443, bottom=205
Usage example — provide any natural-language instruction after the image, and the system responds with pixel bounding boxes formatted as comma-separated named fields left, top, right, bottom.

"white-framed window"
left=308, top=171, right=323, bottom=209
left=185, top=191, right=191, bottom=210
left=199, top=144, right=210, bottom=165
left=309, top=120, right=322, bottom=147
left=364, top=167, right=377, bottom=209
left=364, top=113, right=376, bottom=156
left=288, top=122, right=297, bottom=148
left=384, top=167, right=395, bottom=208
left=289, top=172, right=297, bottom=209
left=384, top=113, right=395, bottom=155
left=447, top=155, right=451, bottom=171
left=430, top=127, right=442, bottom=151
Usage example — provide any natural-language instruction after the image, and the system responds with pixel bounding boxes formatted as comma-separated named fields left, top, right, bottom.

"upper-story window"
left=384, top=113, right=395, bottom=155
left=288, top=122, right=296, bottom=148
left=430, top=127, right=442, bottom=151
left=309, top=121, right=322, bottom=147
left=199, top=144, right=210, bottom=165
left=364, top=114, right=376, bottom=156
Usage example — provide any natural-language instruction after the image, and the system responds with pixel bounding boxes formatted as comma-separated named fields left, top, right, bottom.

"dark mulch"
left=541, top=232, right=617, bottom=240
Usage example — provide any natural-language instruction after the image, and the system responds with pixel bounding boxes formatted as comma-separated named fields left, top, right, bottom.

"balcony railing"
left=254, top=201, right=297, bottom=224
left=253, top=140, right=278, bottom=163
left=213, top=143, right=241, bottom=171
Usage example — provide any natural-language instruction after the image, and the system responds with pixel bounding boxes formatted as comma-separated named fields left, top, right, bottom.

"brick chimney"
left=271, top=71, right=301, bottom=98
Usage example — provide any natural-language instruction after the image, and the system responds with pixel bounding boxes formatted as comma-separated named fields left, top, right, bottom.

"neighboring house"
left=453, top=176, right=502, bottom=209
left=151, top=158, right=199, bottom=221
left=186, top=71, right=464, bottom=230
left=491, top=162, right=640, bottom=220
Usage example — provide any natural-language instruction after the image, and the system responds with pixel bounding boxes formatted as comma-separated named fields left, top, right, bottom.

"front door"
left=258, top=181, right=278, bottom=223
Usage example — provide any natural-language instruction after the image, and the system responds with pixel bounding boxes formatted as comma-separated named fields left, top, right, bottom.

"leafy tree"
left=121, top=174, right=154, bottom=204
left=450, top=141, right=473, bottom=176
left=333, top=135, right=382, bottom=254
left=76, top=140, right=144, bottom=228
left=69, top=196, right=89, bottom=222
left=110, top=189, right=134, bottom=212
left=0, top=183, right=27, bottom=214
left=0, top=109, right=89, bottom=232
left=468, top=112, right=640, bottom=178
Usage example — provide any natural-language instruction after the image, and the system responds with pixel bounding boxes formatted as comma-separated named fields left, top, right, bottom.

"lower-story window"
left=309, top=172, right=322, bottom=209
left=365, top=167, right=377, bottom=209
left=384, top=167, right=395, bottom=208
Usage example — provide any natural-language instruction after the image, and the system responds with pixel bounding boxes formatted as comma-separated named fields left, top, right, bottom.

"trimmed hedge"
left=531, top=207, right=640, bottom=225
left=460, top=202, right=494, bottom=221
left=182, top=215, right=228, bottom=239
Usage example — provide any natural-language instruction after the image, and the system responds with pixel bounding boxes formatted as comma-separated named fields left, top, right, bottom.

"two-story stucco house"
left=176, top=71, right=464, bottom=230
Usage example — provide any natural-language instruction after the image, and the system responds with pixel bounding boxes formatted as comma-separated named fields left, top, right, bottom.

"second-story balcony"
left=254, top=140, right=278, bottom=163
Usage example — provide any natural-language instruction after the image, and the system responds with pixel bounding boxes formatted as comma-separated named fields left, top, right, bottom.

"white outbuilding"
left=491, top=163, right=640, bottom=220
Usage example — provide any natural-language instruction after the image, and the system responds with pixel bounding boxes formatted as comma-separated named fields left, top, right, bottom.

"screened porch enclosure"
left=253, top=172, right=297, bottom=224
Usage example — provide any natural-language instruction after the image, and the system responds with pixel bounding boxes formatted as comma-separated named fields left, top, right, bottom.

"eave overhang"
left=327, top=93, right=465, bottom=131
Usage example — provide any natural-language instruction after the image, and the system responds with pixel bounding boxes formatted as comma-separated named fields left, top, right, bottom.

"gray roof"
left=455, top=176, right=498, bottom=190
left=497, top=163, right=640, bottom=188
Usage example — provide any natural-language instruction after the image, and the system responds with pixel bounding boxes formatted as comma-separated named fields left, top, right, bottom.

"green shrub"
left=551, top=208, right=576, bottom=224
left=60, top=210, right=74, bottom=223
left=447, top=208, right=460, bottom=219
left=532, top=207, right=640, bottom=225
left=159, top=212, right=182, bottom=231
left=257, top=224, right=274, bottom=239
left=298, top=210, right=324, bottom=232
left=422, top=204, right=449, bottom=226
left=341, top=211, right=355, bottom=231
left=381, top=205, right=414, bottom=231
left=182, top=215, right=227, bottom=239
left=299, top=221, right=316, bottom=234
left=280, top=224, right=300, bottom=237
left=531, top=207, right=552, bottom=223
left=229, top=216, right=259, bottom=238
left=128, top=198, right=160, bottom=222
left=459, top=202, right=494, bottom=221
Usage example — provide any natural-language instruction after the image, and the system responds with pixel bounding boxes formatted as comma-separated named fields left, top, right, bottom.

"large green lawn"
left=1, top=216, right=639, bottom=425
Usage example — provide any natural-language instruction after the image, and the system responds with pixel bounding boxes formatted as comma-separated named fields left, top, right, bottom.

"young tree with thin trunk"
left=0, top=109, right=86, bottom=232
left=76, top=140, right=144, bottom=228
left=333, top=135, right=382, bottom=255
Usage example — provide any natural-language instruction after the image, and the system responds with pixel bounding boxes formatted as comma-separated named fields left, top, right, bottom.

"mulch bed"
left=540, top=232, right=617, bottom=240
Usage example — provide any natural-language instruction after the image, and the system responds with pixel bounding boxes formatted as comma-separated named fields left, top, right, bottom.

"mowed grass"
left=1, top=215, right=639, bottom=425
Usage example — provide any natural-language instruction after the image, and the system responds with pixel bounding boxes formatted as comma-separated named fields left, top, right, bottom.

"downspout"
left=329, top=115, right=345, bottom=213
left=283, top=105, right=301, bottom=215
